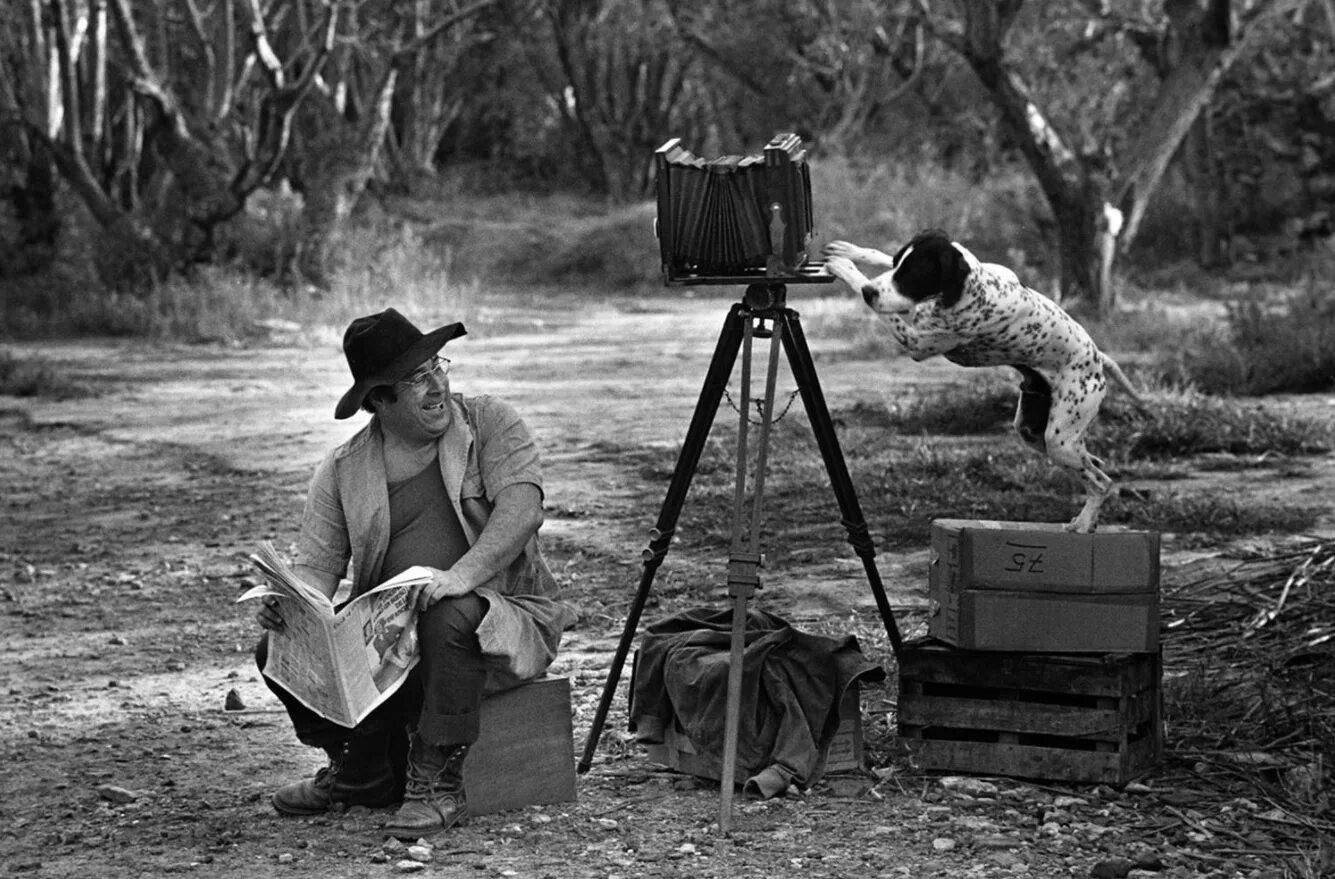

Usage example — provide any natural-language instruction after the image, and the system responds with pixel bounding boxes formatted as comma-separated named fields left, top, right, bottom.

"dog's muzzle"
left=863, top=282, right=916, bottom=314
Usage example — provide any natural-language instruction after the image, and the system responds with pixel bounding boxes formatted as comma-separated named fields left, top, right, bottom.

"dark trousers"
left=256, top=593, right=489, bottom=767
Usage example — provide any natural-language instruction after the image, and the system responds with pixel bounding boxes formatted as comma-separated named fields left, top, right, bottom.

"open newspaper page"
left=237, top=543, right=432, bottom=727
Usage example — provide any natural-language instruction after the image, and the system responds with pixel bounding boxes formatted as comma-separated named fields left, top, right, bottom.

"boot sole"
left=272, top=792, right=401, bottom=817
left=383, top=808, right=468, bottom=841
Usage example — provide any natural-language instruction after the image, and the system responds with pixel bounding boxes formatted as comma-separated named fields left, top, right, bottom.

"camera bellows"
left=654, top=133, right=814, bottom=284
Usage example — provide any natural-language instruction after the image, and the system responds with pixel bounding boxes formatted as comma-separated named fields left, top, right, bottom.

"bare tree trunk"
left=1182, top=114, right=1229, bottom=266
left=948, top=1, right=1119, bottom=310
left=1115, top=0, right=1303, bottom=248
left=288, top=0, right=498, bottom=284
left=941, top=0, right=1297, bottom=314
left=396, top=0, right=472, bottom=180
left=531, top=0, right=698, bottom=200
left=89, top=0, right=106, bottom=148
left=47, top=0, right=171, bottom=284
left=0, top=0, right=60, bottom=275
left=295, top=67, right=399, bottom=286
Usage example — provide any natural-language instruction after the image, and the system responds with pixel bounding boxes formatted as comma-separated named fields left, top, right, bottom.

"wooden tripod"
left=576, top=283, right=904, bottom=832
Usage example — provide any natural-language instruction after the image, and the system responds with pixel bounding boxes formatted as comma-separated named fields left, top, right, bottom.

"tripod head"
left=742, top=283, right=788, bottom=313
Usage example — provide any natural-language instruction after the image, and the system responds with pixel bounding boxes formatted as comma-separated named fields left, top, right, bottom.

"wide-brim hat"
left=334, top=308, right=467, bottom=419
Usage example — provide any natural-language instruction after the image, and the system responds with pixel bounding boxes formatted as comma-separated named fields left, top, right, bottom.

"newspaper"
left=237, top=542, right=433, bottom=728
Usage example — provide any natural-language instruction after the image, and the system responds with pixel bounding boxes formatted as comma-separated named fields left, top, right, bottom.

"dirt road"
left=2, top=291, right=1330, bottom=878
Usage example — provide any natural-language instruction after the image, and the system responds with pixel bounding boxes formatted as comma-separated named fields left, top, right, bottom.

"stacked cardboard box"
left=898, top=519, right=1163, bottom=784
left=928, top=519, right=1160, bottom=653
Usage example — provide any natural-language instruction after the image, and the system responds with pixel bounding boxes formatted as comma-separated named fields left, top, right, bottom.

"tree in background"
left=280, top=0, right=498, bottom=286
left=0, top=0, right=495, bottom=289
left=0, top=0, right=60, bottom=277
left=519, top=0, right=706, bottom=200
left=0, top=0, right=337, bottom=287
left=505, top=0, right=929, bottom=200
left=927, top=0, right=1309, bottom=313
left=1, top=0, right=1329, bottom=295
left=663, top=0, right=927, bottom=156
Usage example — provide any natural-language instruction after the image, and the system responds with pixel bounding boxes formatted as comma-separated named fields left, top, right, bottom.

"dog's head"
left=864, top=228, right=971, bottom=313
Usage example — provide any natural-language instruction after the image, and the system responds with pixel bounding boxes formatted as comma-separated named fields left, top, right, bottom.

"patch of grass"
left=1085, top=298, right=1226, bottom=355
left=626, top=415, right=1320, bottom=561
left=1158, top=281, right=1335, bottom=396
left=1109, top=492, right=1321, bottom=541
left=835, top=373, right=1332, bottom=461
left=852, top=380, right=1017, bottom=436
left=1, top=220, right=478, bottom=344
left=1094, top=386, right=1333, bottom=459
left=0, top=351, right=92, bottom=399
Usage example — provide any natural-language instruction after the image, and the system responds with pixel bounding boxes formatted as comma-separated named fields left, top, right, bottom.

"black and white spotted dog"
left=823, top=228, right=1144, bottom=533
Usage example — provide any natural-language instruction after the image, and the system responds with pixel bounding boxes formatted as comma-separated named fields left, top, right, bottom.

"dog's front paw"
left=822, top=240, right=859, bottom=260
left=823, top=255, right=857, bottom=282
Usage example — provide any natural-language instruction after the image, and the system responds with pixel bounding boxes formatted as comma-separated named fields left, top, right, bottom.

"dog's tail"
left=1100, top=352, right=1150, bottom=412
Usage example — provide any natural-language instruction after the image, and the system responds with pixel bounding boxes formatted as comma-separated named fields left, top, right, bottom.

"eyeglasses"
left=397, top=356, right=450, bottom=391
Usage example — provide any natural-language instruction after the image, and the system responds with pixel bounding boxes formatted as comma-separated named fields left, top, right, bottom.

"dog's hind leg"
left=1042, top=375, right=1113, bottom=533
left=1012, top=366, right=1052, bottom=454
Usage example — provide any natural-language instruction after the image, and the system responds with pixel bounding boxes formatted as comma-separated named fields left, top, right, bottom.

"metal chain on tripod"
left=722, top=385, right=802, bottom=425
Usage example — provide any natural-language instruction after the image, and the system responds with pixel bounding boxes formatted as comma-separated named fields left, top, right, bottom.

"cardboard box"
left=929, top=520, right=1160, bottom=653
left=931, top=519, right=1160, bottom=593
left=464, top=676, right=576, bottom=815
left=934, top=588, right=1161, bottom=653
left=643, top=684, right=864, bottom=784
left=897, top=638, right=1163, bottom=785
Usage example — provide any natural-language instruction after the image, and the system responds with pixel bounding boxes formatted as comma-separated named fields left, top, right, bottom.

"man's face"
left=375, top=355, right=452, bottom=443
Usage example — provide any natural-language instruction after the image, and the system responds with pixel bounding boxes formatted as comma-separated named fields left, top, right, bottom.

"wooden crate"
left=896, top=639, right=1162, bottom=785
left=644, top=683, right=864, bottom=784
left=463, top=676, right=576, bottom=815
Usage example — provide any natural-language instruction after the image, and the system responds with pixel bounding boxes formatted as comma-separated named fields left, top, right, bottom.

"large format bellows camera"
left=654, top=133, right=820, bottom=285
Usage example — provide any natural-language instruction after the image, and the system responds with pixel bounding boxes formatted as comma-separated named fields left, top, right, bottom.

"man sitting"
left=254, top=307, right=577, bottom=839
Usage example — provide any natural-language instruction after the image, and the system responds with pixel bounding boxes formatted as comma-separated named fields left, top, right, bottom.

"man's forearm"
left=450, top=483, right=543, bottom=590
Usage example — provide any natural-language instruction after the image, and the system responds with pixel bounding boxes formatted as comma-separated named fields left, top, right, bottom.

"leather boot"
left=272, top=735, right=398, bottom=816
left=383, top=734, right=469, bottom=839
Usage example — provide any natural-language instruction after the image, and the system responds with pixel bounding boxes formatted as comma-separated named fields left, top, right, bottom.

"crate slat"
left=900, top=734, right=1161, bottom=785
left=899, top=643, right=1158, bottom=697
left=898, top=695, right=1134, bottom=739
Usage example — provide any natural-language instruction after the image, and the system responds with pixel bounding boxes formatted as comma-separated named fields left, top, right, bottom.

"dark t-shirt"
left=381, top=455, right=469, bottom=581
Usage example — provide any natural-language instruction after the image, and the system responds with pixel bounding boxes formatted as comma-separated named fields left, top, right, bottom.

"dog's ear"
left=938, top=242, right=971, bottom=308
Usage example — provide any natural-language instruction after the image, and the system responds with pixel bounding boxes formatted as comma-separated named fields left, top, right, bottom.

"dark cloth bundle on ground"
left=629, top=607, right=885, bottom=796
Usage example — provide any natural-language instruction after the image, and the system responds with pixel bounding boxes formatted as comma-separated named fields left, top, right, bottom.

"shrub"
left=811, top=156, right=1052, bottom=272
left=881, top=381, right=1017, bottom=436
left=1162, top=282, right=1335, bottom=396
left=1094, top=385, right=1332, bottom=459
left=842, top=373, right=1332, bottom=461
left=0, top=351, right=91, bottom=399
left=858, top=441, right=1318, bottom=546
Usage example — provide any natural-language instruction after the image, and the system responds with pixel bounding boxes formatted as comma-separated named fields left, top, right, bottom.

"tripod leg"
left=718, top=312, right=782, bottom=832
left=577, top=303, right=747, bottom=773
left=779, top=309, right=905, bottom=658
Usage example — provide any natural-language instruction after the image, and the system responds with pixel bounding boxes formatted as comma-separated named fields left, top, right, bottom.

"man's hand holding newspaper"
left=238, top=543, right=433, bottom=728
